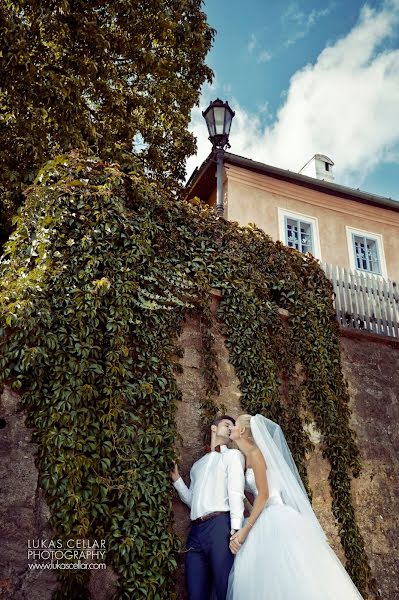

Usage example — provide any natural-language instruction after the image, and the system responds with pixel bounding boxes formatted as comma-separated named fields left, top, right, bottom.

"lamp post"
left=202, top=99, right=235, bottom=217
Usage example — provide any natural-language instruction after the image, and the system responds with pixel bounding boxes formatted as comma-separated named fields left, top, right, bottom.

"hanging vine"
left=0, top=152, right=372, bottom=598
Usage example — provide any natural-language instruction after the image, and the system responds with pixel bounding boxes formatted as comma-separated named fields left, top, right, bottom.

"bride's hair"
left=238, top=414, right=255, bottom=443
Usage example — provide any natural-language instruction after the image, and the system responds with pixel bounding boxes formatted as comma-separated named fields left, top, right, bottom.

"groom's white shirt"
left=173, top=445, right=245, bottom=531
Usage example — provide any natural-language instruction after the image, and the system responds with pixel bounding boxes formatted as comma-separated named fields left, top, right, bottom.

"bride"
left=227, top=414, right=364, bottom=600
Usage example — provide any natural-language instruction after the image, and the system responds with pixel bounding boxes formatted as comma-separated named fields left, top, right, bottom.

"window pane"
left=354, top=237, right=367, bottom=270
left=300, top=222, right=312, bottom=253
left=353, top=235, right=381, bottom=274
left=286, top=218, right=299, bottom=250
left=286, top=217, right=313, bottom=254
left=366, top=239, right=381, bottom=273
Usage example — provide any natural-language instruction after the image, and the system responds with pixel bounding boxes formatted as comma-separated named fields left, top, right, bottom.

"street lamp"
left=202, top=99, right=235, bottom=216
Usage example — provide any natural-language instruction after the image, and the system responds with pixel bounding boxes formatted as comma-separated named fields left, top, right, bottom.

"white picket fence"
left=321, top=262, right=399, bottom=338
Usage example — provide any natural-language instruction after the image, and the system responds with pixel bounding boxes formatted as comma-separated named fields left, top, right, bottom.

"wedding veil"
left=250, top=414, right=326, bottom=540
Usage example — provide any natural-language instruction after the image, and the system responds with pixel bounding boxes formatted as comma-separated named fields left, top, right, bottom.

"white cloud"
left=248, top=33, right=257, bottom=54
left=187, top=0, right=399, bottom=192
left=257, top=101, right=271, bottom=116
left=247, top=32, right=273, bottom=64
left=283, top=2, right=335, bottom=47
left=257, top=50, right=272, bottom=64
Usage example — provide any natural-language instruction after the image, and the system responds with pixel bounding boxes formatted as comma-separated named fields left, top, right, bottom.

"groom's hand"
left=229, top=528, right=247, bottom=554
left=170, top=462, right=180, bottom=482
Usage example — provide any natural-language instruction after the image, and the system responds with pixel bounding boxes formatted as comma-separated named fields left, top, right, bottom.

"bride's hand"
left=229, top=528, right=248, bottom=554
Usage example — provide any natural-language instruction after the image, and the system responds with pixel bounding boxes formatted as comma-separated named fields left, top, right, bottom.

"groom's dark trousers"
left=185, top=512, right=233, bottom=600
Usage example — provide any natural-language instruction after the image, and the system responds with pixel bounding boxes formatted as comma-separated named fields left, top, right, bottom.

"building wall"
left=225, top=164, right=399, bottom=281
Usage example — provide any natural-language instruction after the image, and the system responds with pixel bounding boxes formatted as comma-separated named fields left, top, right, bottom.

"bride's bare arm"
left=230, top=449, right=269, bottom=553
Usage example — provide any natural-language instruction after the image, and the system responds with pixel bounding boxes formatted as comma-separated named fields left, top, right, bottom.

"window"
left=346, top=227, right=387, bottom=278
left=352, top=235, right=381, bottom=274
left=325, top=162, right=330, bottom=172
left=278, top=209, right=321, bottom=259
left=285, top=217, right=313, bottom=254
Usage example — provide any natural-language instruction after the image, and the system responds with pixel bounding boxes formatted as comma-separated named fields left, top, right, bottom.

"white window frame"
left=278, top=208, right=321, bottom=260
left=346, top=226, right=387, bottom=279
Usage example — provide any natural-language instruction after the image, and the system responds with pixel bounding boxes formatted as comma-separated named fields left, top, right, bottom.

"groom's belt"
left=191, top=511, right=229, bottom=525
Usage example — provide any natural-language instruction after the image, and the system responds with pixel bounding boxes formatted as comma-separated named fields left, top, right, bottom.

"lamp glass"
left=203, top=108, right=214, bottom=137
left=213, top=106, right=226, bottom=135
left=224, top=109, right=233, bottom=136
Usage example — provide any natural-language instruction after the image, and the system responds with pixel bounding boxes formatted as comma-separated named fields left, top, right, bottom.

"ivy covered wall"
left=173, top=305, right=399, bottom=600
left=0, top=153, right=377, bottom=598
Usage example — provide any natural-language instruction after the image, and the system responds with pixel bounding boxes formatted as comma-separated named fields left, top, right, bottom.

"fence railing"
left=321, top=262, right=399, bottom=338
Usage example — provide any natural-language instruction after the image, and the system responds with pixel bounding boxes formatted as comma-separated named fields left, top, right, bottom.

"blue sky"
left=187, top=0, right=399, bottom=201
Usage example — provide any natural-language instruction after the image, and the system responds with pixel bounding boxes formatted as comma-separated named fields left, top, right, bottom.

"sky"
left=186, top=0, right=399, bottom=201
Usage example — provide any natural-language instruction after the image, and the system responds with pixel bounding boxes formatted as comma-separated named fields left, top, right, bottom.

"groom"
left=171, top=415, right=245, bottom=600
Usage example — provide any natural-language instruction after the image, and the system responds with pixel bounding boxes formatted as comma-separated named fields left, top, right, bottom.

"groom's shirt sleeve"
left=173, top=476, right=192, bottom=507
left=224, top=449, right=245, bottom=530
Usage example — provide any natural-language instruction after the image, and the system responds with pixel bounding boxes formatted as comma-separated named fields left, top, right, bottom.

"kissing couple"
left=171, top=413, right=365, bottom=600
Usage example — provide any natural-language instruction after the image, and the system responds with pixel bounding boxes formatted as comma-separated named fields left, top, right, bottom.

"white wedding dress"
left=227, top=467, right=364, bottom=600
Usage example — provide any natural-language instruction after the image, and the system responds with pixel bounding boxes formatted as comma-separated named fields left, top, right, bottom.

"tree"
left=0, top=0, right=214, bottom=244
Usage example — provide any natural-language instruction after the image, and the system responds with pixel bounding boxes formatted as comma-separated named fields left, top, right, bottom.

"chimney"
left=299, top=154, right=334, bottom=182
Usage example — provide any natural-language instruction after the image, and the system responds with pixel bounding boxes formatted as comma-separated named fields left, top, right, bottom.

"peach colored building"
left=186, top=153, right=399, bottom=283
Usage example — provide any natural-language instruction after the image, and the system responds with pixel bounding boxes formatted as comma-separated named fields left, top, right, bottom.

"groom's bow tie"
left=205, top=445, right=221, bottom=454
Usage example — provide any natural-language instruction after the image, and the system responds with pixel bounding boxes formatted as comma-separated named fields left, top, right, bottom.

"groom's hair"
left=204, top=415, right=235, bottom=445
left=211, top=415, right=235, bottom=427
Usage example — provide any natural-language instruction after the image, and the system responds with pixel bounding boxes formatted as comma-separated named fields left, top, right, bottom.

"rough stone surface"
left=1, top=306, right=398, bottom=600
left=172, top=305, right=243, bottom=600
left=340, top=334, right=399, bottom=600
left=0, top=386, right=58, bottom=600
left=306, top=446, right=345, bottom=562
left=0, top=387, right=118, bottom=600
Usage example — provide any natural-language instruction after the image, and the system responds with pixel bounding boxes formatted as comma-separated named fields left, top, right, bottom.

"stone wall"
left=340, top=331, right=399, bottom=599
left=0, top=386, right=118, bottom=600
left=0, top=386, right=58, bottom=599
left=171, top=306, right=399, bottom=600
left=172, top=295, right=243, bottom=599
left=1, top=296, right=398, bottom=599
